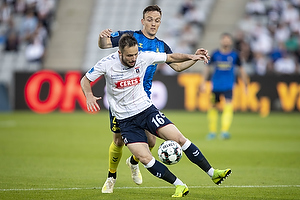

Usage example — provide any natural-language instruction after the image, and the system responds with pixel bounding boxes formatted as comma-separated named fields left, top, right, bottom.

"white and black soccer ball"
left=158, top=140, right=182, bottom=165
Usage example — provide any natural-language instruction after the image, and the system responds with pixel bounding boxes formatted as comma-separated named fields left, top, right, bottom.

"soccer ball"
left=158, top=140, right=182, bottom=165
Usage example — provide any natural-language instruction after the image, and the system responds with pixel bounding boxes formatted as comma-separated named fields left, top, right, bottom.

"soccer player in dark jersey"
left=98, top=5, right=208, bottom=193
left=200, top=33, right=248, bottom=140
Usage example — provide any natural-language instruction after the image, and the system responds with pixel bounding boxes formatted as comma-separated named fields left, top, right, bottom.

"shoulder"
left=97, top=52, right=119, bottom=66
left=154, top=37, right=173, bottom=53
left=212, top=49, right=220, bottom=55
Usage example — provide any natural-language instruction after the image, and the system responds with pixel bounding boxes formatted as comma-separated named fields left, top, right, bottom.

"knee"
left=136, top=154, right=153, bottom=165
left=174, top=136, right=187, bottom=147
left=113, top=135, right=124, bottom=147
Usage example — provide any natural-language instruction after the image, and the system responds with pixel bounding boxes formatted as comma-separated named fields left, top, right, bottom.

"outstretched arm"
left=166, top=52, right=209, bottom=66
left=80, top=76, right=102, bottom=112
left=98, top=29, right=113, bottom=49
left=168, top=48, right=210, bottom=72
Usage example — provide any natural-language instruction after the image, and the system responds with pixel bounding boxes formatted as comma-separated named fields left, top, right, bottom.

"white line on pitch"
left=1, top=185, right=300, bottom=192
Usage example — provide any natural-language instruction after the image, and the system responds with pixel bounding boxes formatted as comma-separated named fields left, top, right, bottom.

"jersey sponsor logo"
left=115, top=77, right=141, bottom=89
left=216, top=61, right=231, bottom=70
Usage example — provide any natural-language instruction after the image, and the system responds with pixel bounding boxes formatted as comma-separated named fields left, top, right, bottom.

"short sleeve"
left=208, top=51, right=217, bottom=66
left=110, top=30, right=134, bottom=47
left=164, top=42, right=173, bottom=54
left=85, top=60, right=106, bottom=82
left=235, top=53, right=242, bottom=67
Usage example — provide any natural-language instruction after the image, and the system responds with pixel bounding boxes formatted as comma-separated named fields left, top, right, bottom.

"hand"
left=86, top=95, right=102, bottom=112
left=195, top=48, right=210, bottom=61
left=190, top=54, right=209, bottom=64
left=99, top=29, right=112, bottom=38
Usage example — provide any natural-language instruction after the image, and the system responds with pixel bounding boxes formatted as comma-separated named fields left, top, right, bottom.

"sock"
left=208, top=107, right=218, bottom=133
left=130, top=155, right=139, bottom=165
left=132, top=146, right=154, bottom=164
left=108, top=141, right=123, bottom=175
left=173, top=178, right=185, bottom=186
left=108, top=171, right=117, bottom=179
left=182, top=140, right=212, bottom=172
left=221, top=103, right=233, bottom=133
left=207, top=168, right=214, bottom=178
left=145, top=157, right=177, bottom=184
left=149, top=146, right=154, bottom=152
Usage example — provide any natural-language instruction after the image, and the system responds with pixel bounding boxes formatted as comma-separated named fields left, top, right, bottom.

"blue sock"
left=145, top=158, right=176, bottom=184
left=183, top=141, right=212, bottom=172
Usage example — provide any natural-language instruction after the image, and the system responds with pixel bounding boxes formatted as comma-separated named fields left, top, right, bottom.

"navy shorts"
left=117, top=105, right=173, bottom=145
left=211, top=90, right=233, bottom=104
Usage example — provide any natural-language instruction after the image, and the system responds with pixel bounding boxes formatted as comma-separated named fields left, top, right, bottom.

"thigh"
left=145, top=130, right=156, bottom=147
left=126, top=143, right=153, bottom=165
left=156, top=124, right=187, bottom=146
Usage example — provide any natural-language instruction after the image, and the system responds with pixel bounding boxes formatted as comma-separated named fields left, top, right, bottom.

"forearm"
left=80, top=76, right=93, bottom=97
left=169, top=60, right=197, bottom=72
left=80, top=76, right=101, bottom=112
left=166, top=53, right=194, bottom=63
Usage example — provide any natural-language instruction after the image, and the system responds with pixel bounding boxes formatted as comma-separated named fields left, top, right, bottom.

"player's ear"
left=118, top=50, right=122, bottom=56
left=141, top=18, right=144, bottom=25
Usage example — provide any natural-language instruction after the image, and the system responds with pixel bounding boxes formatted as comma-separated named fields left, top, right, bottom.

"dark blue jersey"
left=110, top=30, right=173, bottom=98
left=208, top=49, right=241, bottom=92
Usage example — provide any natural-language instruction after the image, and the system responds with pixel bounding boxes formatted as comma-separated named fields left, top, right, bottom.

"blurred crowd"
left=0, top=0, right=57, bottom=65
left=235, top=0, right=300, bottom=76
left=158, top=0, right=211, bottom=75
left=163, top=0, right=207, bottom=55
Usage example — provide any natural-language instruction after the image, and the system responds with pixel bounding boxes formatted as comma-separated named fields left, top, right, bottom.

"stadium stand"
left=0, top=0, right=58, bottom=86
left=234, top=0, right=300, bottom=75
left=82, top=0, right=215, bottom=72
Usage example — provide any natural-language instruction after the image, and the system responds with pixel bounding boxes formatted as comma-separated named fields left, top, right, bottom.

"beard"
left=122, top=56, right=136, bottom=68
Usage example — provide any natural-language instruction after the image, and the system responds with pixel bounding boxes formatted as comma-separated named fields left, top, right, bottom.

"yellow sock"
left=149, top=146, right=153, bottom=152
left=208, top=107, right=218, bottom=133
left=221, top=104, right=233, bottom=133
left=108, top=141, right=123, bottom=173
left=132, top=146, right=154, bottom=163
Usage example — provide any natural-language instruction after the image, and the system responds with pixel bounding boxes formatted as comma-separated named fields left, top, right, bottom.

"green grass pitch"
left=0, top=111, right=299, bottom=199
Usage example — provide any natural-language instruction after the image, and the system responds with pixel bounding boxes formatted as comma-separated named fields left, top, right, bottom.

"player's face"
left=220, top=35, right=233, bottom=48
left=142, top=11, right=161, bottom=38
left=119, top=45, right=139, bottom=68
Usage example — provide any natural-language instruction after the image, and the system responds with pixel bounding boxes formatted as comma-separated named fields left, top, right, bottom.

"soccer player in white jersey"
left=81, top=34, right=231, bottom=197
left=98, top=5, right=209, bottom=193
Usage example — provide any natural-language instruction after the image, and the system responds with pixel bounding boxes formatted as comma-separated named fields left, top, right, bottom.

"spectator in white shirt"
left=274, top=52, right=297, bottom=74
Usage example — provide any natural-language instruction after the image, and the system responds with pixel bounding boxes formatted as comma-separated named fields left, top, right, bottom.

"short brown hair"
left=143, top=5, right=162, bottom=18
left=118, top=34, right=138, bottom=52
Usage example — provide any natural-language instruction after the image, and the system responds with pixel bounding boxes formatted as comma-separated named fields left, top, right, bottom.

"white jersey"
left=85, top=51, right=167, bottom=119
